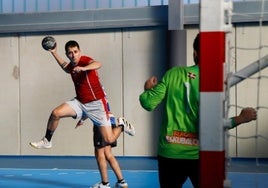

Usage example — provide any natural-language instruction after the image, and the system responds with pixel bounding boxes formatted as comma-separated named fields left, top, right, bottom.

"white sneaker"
left=117, top=117, right=135, bottom=136
left=90, top=182, right=111, bottom=188
left=29, top=137, right=52, bottom=149
left=115, top=180, right=128, bottom=188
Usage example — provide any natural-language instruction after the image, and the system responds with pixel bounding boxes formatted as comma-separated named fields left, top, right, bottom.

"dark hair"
left=193, top=33, right=200, bottom=53
left=193, top=33, right=200, bottom=64
left=65, top=40, right=80, bottom=53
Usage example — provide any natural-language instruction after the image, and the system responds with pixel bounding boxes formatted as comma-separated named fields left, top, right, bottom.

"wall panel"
left=0, top=36, right=20, bottom=154
left=0, top=26, right=267, bottom=158
left=122, top=27, right=167, bottom=156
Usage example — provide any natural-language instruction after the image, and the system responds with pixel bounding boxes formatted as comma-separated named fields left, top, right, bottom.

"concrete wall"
left=0, top=26, right=268, bottom=158
left=0, top=27, right=167, bottom=156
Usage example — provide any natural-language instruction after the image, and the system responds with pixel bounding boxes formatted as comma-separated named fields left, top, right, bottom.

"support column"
left=168, top=0, right=186, bottom=67
left=167, top=30, right=186, bottom=67
left=199, top=0, right=232, bottom=187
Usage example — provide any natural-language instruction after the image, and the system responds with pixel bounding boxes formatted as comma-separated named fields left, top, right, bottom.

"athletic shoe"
left=90, top=182, right=111, bottom=188
left=114, top=180, right=128, bottom=188
left=29, top=137, right=52, bottom=149
left=117, top=117, right=135, bottom=136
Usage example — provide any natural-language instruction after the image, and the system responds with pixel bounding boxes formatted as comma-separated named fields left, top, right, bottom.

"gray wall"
left=0, top=27, right=167, bottom=156
left=0, top=26, right=268, bottom=158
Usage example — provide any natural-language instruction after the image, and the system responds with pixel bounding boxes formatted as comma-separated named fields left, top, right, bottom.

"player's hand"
left=75, top=119, right=85, bottom=129
left=239, top=107, right=257, bottom=123
left=48, top=46, right=57, bottom=53
left=144, top=76, right=158, bottom=90
left=73, top=66, right=84, bottom=73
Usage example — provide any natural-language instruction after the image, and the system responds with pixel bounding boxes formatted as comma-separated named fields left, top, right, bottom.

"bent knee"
left=104, top=137, right=116, bottom=145
left=51, top=108, right=63, bottom=119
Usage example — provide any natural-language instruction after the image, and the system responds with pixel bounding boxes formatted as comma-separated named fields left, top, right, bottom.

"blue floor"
left=0, top=156, right=267, bottom=188
left=0, top=169, right=159, bottom=188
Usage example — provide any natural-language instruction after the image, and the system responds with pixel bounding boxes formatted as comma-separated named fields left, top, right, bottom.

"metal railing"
left=0, top=0, right=201, bottom=14
left=0, top=0, right=251, bottom=14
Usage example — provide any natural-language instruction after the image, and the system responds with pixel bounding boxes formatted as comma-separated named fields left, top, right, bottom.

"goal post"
left=199, top=0, right=233, bottom=187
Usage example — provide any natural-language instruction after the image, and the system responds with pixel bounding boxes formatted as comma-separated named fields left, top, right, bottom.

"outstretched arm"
left=226, top=107, right=257, bottom=129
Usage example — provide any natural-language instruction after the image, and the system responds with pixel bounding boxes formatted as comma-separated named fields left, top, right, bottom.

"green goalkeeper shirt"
left=139, top=65, right=199, bottom=159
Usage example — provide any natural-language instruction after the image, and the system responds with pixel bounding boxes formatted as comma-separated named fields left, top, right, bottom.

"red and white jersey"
left=66, top=55, right=105, bottom=103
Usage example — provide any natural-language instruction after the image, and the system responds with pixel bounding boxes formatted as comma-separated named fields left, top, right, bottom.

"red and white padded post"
left=199, top=0, right=232, bottom=187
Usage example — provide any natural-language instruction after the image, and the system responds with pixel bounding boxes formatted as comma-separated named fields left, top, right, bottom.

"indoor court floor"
left=0, top=156, right=267, bottom=188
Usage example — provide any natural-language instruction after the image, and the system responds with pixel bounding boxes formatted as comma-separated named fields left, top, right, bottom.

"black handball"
left=42, top=36, right=56, bottom=51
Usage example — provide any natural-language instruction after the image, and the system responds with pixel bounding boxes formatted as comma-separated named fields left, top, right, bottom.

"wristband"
left=224, top=118, right=236, bottom=129
left=231, top=117, right=236, bottom=128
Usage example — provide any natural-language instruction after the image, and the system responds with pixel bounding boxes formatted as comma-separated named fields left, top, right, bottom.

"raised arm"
left=49, top=47, right=69, bottom=72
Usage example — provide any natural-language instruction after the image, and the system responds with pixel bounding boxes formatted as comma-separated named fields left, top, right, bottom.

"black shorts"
left=93, top=124, right=117, bottom=149
left=157, top=155, right=199, bottom=188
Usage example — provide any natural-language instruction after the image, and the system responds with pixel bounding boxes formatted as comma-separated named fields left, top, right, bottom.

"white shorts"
left=66, top=98, right=111, bottom=127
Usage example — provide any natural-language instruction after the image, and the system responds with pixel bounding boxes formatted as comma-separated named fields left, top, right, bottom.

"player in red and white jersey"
left=30, top=40, right=135, bottom=150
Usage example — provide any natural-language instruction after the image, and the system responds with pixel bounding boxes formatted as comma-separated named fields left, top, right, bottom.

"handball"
left=42, top=36, right=56, bottom=51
